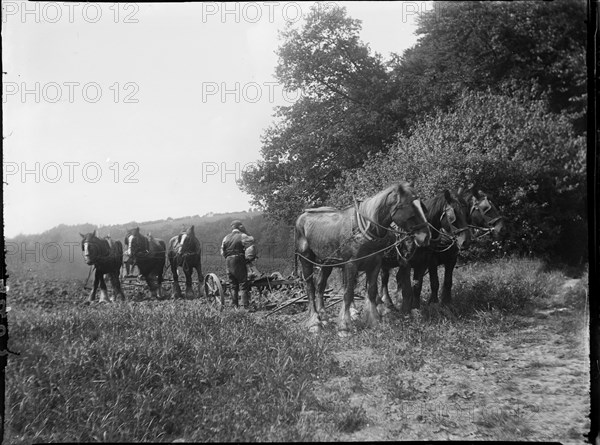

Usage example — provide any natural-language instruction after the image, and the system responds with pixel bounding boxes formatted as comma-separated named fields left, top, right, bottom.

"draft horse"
left=167, top=225, right=204, bottom=299
left=124, top=227, right=166, bottom=299
left=80, top=231, right=125, bottom=303
left=295, top=182, right=431, bottom=337
left=380, top=189, right=472, bottom=309
left=462, top=188, right=506, bottom=240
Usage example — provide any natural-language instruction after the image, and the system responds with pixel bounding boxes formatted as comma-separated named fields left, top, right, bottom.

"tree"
left=239, top=5, right=403, bottom=224
left=390, top=1, right=586, bottom=131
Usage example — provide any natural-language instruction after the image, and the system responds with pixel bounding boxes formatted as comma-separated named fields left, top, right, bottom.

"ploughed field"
left=6, top=258, right=590, bottom=443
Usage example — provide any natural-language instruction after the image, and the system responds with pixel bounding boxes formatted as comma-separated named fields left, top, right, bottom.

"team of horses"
left=295, top=183, right=505, bottom=336
left=80, top=225, right=204, bottom=303
left=79, top=182, right=505, bottom=337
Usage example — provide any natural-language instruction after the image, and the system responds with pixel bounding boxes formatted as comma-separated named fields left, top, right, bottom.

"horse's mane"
left=425, top=191, right=466, bottom=233
left=360, top=183, right=410, bottom=223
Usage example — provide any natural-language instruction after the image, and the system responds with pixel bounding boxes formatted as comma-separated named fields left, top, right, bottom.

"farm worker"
left=221, top=220, right=255, bottom=308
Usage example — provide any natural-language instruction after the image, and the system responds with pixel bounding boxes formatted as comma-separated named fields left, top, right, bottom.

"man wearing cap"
left=221, top=220, right=253, bottom=308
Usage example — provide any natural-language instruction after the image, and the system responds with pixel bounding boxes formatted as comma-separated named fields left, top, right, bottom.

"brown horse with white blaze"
left=295, top=182, right=430, bottom=337
left=80, top=231, right=125, bottom=303
left=167, top=225, right=204, bottom=299
left=124, top=227, right=167, bottom=299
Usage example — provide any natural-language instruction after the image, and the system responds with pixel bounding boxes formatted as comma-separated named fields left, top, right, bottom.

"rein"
left=295, top=234, right=413, bottom=268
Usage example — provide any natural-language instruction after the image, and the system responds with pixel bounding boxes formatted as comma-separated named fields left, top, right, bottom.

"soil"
left=311, top=278, right=590, bottom=443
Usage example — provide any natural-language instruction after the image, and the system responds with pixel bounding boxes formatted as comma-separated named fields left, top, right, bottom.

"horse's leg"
left=338, top=263, right=357, bottom=337
left=315, top=266, right=332, bottom=324
left=98, top=273, right=111, bottom=303
left=428, top=260, right=440, bottom=304
left=398, top=265, right=413, bottom=314
left=300, top=257, right=320, bottom=333
left=109, top=271, right=125, bottom=301
left=411, top=263, right=426, bottom=310
left=88, top=272, right=100, bottom=302
left=157, top=262, right=165, bottom=300
left=380, top=266, right=391, bottom=306
left=184, top=263, right=195, bottom=299
left=363, top=262, right=382, bottom=328
left=146, top=269, right=162, bottom=300
left=441, top=252, right=457, bottom=305
left=170, top=255, right=182, bottom=299
left=196, top=259, right=204, bottom=297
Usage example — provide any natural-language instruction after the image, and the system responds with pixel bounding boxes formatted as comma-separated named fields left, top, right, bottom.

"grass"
left=7, top=302, right=340, bottom=443
left=6, top=257, right=589, bottom=442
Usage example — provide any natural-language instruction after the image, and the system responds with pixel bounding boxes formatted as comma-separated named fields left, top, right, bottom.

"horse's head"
left=176, top=225, right=195, bottom=255
left=439, top=190, right=472, bottom=249
left=388, top=182, right=431, bottom=247
left=124, top=227, right=148, bottom=262
left=80, top=230, right=107, bottom=265
left=465, top=189, right=506, bottom=240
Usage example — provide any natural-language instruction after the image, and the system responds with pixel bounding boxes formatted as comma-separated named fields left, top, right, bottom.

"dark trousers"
left=226, top=255, right=250, bottom=307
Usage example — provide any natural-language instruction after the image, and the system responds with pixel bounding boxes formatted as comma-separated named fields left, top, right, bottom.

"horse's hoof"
left=350, top=307, right=360, bottom=321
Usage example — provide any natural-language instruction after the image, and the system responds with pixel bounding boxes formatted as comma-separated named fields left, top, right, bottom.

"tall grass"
left=7, top=302, right=340, bottom=443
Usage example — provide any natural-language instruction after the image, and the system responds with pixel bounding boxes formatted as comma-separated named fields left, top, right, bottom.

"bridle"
left=125, top=233, right=151, bottom=261
left=82, top=236, right=113, bottom=263
left=175, top=233, right=198, bottom=259
left=468, top=196, right=505, bottom=237
left=426, top=203, right=470, bottom=252
left=354, top=194, right=429, bottom=242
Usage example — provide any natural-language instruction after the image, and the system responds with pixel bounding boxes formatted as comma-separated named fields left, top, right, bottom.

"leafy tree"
left=239, top=6, right=403, bottom=223
left=391, top=1, right=586, bottom=131
left=332, top=90, right=586, bottom=261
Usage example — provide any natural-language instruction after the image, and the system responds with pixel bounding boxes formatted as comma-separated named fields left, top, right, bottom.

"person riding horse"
left=221, top=220, right=256, bottom=308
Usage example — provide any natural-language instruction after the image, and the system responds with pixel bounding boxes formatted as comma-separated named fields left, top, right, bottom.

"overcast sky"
left=3, top=1, right=430, bottom=237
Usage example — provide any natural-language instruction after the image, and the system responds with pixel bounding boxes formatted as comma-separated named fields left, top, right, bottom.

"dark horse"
left=80, top=231, right=125, bottom=303
left=295, top=183, right=431, bottom=337
left=167, top=225, right=204, bottom=299
left=380, top=189, right=472, bottom=309
left=462, top=188, right=506, bottom=240
left=124, top=227, right=166, bottom=299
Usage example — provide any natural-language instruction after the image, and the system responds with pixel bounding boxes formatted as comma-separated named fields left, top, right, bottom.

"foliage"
left=392, top=1, right=586, bottom=130
left=331, top=90, right=586, bottom=261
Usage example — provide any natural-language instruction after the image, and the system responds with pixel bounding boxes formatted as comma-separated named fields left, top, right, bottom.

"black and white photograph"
left=3, top=1, right=591, bottom=442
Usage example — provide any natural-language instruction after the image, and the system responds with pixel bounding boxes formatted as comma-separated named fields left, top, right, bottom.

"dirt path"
left=311, top=278, right=589, bottom=442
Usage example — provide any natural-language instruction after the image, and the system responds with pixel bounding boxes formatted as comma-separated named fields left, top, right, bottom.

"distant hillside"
left=6, top=211, right=296, bottom=281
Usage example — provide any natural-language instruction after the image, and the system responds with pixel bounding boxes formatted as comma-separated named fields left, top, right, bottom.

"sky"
left=2, top=1, right=431, bottom=237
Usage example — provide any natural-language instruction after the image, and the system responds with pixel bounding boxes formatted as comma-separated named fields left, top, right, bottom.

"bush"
left=332, top=90, right=586, bottom=263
